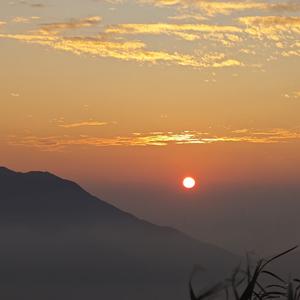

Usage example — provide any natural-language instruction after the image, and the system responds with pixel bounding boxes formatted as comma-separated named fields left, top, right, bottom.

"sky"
left=1, top=0, right=300, bottom=255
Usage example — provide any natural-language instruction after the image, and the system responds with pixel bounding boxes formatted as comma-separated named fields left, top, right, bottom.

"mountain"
left=0, top=167, right=239, bottom=300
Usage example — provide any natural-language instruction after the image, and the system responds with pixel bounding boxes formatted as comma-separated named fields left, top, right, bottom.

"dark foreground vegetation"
left=190, top=246, right=300, bottom=300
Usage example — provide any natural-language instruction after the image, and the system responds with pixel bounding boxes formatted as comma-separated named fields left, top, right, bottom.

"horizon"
left=1, top=164, right=299, bottom=256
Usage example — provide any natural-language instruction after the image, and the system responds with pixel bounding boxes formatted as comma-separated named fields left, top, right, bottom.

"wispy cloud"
left=58, top=121, right=111, bottom=128
left=1, top=0, right=299, bottom=69
left=11, top=16, right=40, bottom=23
left=193, top=1, right=300, bottom=16
left=38, top=16, right=102, bottom=35
left=239, top=16, right=300, bottom=40
left=0, top=32, right=243, bottom=68
left=30, top=3, right=45, bottom=8
left=284, top=91, right=300, bottom=99
left=168, top=14, right=208, bottom=22
left=106, top=23, right=242, bottom=41
left=16, top=1, right=46, bottom=8
left=141, top=0, right=300, bottom=16
left=8, top=128, right=300, bottom=151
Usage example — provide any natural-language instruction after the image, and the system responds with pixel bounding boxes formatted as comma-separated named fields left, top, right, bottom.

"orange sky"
left=1, top=0, right=300, bottom=254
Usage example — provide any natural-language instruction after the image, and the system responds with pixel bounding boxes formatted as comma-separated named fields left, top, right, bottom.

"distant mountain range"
left=0, top=166, right=240, bottom=300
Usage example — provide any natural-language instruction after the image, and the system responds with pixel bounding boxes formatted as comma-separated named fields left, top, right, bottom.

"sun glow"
left=182, top=177, right=196, bottom=189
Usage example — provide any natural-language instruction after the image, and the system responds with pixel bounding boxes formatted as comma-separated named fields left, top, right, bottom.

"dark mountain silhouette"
left=0, top=167, right=239, bottom=300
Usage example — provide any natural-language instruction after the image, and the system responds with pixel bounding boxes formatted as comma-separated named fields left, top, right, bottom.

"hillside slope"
left=0, top=167, right=239, bottom=300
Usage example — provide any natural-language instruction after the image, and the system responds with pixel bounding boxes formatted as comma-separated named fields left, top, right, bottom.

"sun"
left=182, top=177, right=196, bottom=189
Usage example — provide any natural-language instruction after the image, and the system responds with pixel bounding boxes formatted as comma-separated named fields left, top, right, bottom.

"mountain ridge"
left=0, top=166, right=236, bottom=255
left=0, top=166, right=239, bottom=300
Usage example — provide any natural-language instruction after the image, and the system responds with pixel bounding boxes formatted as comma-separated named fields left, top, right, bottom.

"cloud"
left=238, top=16, right=300, bottom=40
left=30, top=3, right=45, bottom=7
left=197, top=52, right=243, bottom=67
left=168, top=14, right=208, bottom=22
left=284, top=91, right=300, bottom=99
left=8, top=128, right=300, bottom=151
left=281, top=50, right=300, bottom=57
left=105, top=22, right=245, bottom=49
left=11, top=16, right=40, bottom=23
left=58, top=121, right=111, bottom=128
left=0, top=32, right=243, bottom=68
left=0, top=33, right=199, bottom=66
left=104, top=0, right=125, bottom=4
left=194, top=1, right=300, bottom=16
left=211, top=59, right=242, bottom=67
left=106, top=23, right=242, bottom=41
left=237, top=16, right=300, bottom=58
left=3, top=5, right=299, bottom=69
left=12, top=17, right=30, bottom=23
left=18, top=1, right=46, bottom=8
left=141, top=0, right=300, bottom=16
left=39, top=16, right=102, bottom=35
left=0, top=21, right=6, bottom=27
left=240, top=16, right=300, bottom=28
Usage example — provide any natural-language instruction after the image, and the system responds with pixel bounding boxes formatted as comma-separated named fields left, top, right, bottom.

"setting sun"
left=182, top=177, right=196, bottom=189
